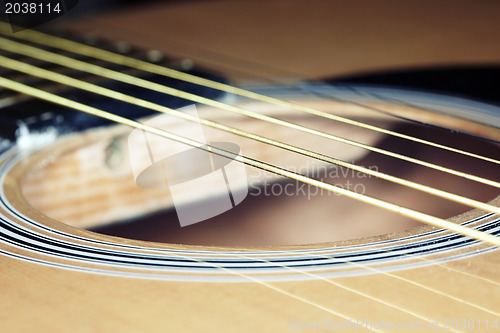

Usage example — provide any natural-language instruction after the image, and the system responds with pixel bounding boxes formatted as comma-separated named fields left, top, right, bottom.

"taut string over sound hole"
left=14, top=85, right=500, bottom=246
left=91, top=121, right=500, bottom=246
left=1, top=22, right=499, bottom=249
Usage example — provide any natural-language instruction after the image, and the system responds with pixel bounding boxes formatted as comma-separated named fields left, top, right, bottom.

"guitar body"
left=1, top=0, right=500, bottom=332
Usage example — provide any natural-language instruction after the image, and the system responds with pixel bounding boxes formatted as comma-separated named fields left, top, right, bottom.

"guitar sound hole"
left=90, top=123, right=500, bottom=246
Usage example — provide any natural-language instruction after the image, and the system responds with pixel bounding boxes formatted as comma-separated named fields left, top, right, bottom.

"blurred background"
left=57, top=0, right=500, bottom=102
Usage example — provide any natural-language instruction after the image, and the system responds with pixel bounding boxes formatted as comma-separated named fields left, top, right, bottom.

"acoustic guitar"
left=1, top=0, right=500, bottom=332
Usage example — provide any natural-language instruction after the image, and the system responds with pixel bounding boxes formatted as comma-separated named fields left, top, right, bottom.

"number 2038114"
left=442, top=319, right=498, bottom=330
left=5, top=2, right=61, bottom=14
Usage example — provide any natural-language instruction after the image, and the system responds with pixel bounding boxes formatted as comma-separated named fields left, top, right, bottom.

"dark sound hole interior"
left=91, top=123, right=500, bottom=246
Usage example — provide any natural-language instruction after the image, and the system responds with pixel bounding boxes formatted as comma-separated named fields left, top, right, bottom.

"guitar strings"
left=180, top=252, right=454, bottom=333
left=2, top=54, right=500, bottom=218
left=2, top=29, right=500, bottom=252
left=189, top=249, right=498, bottom=333
left=1, top=24, right=499, bottom=168
left=277, top=253, right=500, bottom=318
left=1, top=23, right=498, bottom=286
left=4, top=54, right=500, bottom=304
left=7, top=31, right=496, bottom=154
left=253, top=217, right=500, bottom=318
left=3, top=48, right=496, bottom=310
left=3, top=26, right=500, bottom=330
left=139, top=235, right=490, bottom=333
left=2, top=38, right=500, bottom=190
left=176, top=254, right=386, bottom=333
left=1, top=74, right=498, bottom=329
left=1, top=26, right=498, bottom=330
left=2, top=29, right=499, bottom=169
left=306, top=85, right=500, bottom=144
left=85, top=27, right=500, bottom=149
left=341, top=229, right=500, bottom=287
left=1, top=76, right=500, bottom=249
left=240, top=253, right=497, bottom=326
left=303, top=251, right=500, bottom=318
left=222, top=236, right=500, bottom=323
left=1, top=37, right=494, bottom=252
left=2, top=180, right=481, bottom=333
left=140, top=33, right=500, bottom=147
